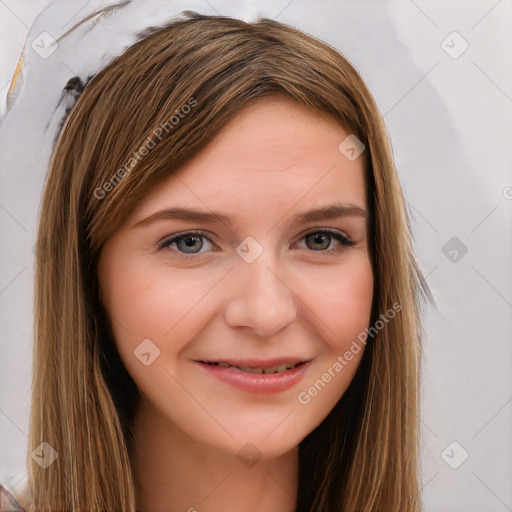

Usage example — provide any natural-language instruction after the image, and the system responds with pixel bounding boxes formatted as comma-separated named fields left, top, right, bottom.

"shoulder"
left=0, top=483, right=27, bottom=512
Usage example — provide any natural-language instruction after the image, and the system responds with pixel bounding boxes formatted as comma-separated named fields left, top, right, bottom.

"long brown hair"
left=28, top=12, right=428, bottom=511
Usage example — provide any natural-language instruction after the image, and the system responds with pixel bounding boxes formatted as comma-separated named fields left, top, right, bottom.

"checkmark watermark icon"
left=441, top=31, right=469, bottom=59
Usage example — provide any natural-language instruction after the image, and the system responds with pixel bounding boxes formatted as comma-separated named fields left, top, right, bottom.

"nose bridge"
left=224, top=244, right=298, bottom=336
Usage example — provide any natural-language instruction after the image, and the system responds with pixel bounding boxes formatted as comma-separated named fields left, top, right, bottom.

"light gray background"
left=1, top=1, right=511, bottom=510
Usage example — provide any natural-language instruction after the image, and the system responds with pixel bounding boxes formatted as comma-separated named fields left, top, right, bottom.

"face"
left=97, top=95, right=373, bottom=460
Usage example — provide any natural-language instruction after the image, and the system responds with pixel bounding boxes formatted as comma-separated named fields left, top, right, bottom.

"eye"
left=158, top=230, right=215, bottom=255
left=296, top=229, right=354, bottom=255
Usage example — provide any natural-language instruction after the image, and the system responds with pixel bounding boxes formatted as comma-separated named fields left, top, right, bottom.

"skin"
left=97, top=95, right=373, bottom=512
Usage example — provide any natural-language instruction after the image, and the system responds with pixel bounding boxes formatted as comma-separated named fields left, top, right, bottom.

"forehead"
left=127, top=95, right=367, bottom=227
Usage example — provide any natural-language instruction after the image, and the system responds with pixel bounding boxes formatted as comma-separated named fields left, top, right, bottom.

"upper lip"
left=195, top=357, right=311, bottom=369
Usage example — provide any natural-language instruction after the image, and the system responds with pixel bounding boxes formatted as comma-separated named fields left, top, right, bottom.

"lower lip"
left=196, top=361, right=311, bottom=394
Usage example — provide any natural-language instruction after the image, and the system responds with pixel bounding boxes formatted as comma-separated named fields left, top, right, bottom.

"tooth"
left=216, top=362, right=299, bottom=374
left=239, top=366, right=263, bottom=374
left=263, top=363, right=296, bottom=374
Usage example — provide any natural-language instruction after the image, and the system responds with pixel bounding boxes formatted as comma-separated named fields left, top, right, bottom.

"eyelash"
left=157, top=229, right=355, bottom=259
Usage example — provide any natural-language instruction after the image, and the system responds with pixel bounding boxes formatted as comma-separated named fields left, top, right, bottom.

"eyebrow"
left=133, top=201, right=368, bottom=230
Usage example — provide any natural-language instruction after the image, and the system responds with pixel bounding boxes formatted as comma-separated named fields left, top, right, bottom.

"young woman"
left=2, top=9, right=429, bottom=512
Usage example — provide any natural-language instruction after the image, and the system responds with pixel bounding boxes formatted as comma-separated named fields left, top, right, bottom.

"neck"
left=131, top=396, right=298, bottom=512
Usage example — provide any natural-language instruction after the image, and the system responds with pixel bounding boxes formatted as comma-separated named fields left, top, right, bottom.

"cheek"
left=293, top=259, right=373, bottom=420
left=98, top=260, right=202, bottom=400
left=302, top=258, right=374, bottom=352
left=98, top=253, right=221, bottom=367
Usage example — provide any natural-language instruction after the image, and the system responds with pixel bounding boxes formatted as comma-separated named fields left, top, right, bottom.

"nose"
left=224, top=252, right=298, bottom=337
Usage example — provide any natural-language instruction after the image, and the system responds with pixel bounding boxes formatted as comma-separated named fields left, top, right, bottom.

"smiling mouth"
left=199, top=361, right=307, bottom=375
